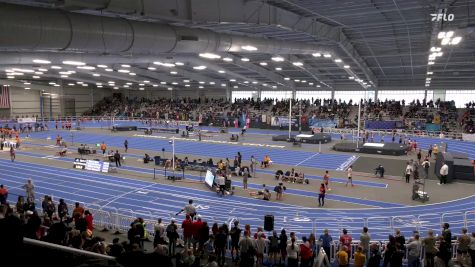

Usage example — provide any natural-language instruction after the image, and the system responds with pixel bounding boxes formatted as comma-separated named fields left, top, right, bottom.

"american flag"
left=0, top=85, right=11, bottom=109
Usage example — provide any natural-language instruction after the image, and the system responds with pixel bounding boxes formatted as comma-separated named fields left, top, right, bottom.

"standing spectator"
left=268, top=231, right=280, bottom=266
left=166, top=219, right=178, bottom=256
left=407, top=234, right=422, bottom=267
left=340, top=229, right=353, bottom=255
left=199, top=221, right=210, bottom=255
left=405, top=162, right=413, bottom=183
left=42, top=195, right=55, bottom=219
left=72, top=202, right=85, bottom=221
left=345, top=165, right=354, bottom=187
left=15, top=196, right=25, bottom=218
left=433, top=144, right=439, bottom=158
left=84, top=210, right=94, bottom=231
left=192, top=216, right=204, bottom=253
left=57, top=199, right=69, bottom=222
left=319, top=229, right=333, bottom=259
left=239, top=230, right=256, bottom=267
left=439, top=162, right=449, bottom=184
left=124, top=139, right=128, bottom=153
left=182, top=214, right=193, bottom=248
left=230, top=221, right=242, bottom=262
left=114, top=150, right=121, bottom=167
left=22, top=179, right=35, bottom=203
left=243, top=168, right=249, bottom=190
left=215, top=226, right=227, bottom=267
left=423, top=230, right=437, bottom=267
left=440, top=223, right=452, bottom=267
left=428, top=144, right=433, bottom=158
left=360, top=227, right=371, bottom=262
left=354, top=246, right=366, bottom=267
left=153, top=218, right=166, bottom=247
left=286, top=237, right=300, bottom=267
left=457, top=228, right=471, bottom=267
left=274, top=182, right=284, bottom=200
left=0, top=184, right=8, bottom=205
left=107, top=238, right=125, bottom=257
left=469, top=232, right=475, bottom=267
left=279, top=229, right=288, bottom=265
left=422, top=158, right=431, bottom=179
left=417, top=149, right=422, bottom=163
left=383, top=235, right=397, bottom=267
left=300, top=236, right=313, bottom=267
left=336, top=246, right=349, bottom=267
left=368, top=243, right=382, bottom=267
left=250, top=155, right=257, bottom=177
left=318, top=183, right=326, bottom=207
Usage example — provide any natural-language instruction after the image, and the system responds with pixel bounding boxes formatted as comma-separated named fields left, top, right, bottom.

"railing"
left=322, top=127, right=464, bottom=141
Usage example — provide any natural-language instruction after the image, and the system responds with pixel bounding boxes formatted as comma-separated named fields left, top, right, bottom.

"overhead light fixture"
left=23, top=82, right=31, bottom=85
left=430, top=47, right=441, bottom=52
left=271, top=56, right=285, bottom=62
left=438, top=32, right=446, bottom=39
left=252, top=81, right=258, bottom=84
left=63, top=61, right=86, bottom=66
left=241, top=58, right=250, bottom=62
left=77, top=66, right=96, bottom=70
left=38, top=68, right=48, bottom=72
left=24, top=87, right=30, bottom=90
left=199, top=86, right=204, bottom=89
left=92, top=73, right=100, bottom=77
left=263, top=83, right=268, bottom=86
left=34, top=72, right=43, bottom=75
left=51, top=66, right=62, bottom=69
left=153, top=62, right=176, bottom=68
left=193, top=65, right=207, bottom=70
left=428, top=61, right=435, bottom=65
left=60, top=75, right=68, bottom=78
left=175, top=62, right=184, bottom=66
left=97, top=65, right=108, bottom=68
left=139, top=87, right=144, bottom=91
left=259, top=62, right=268, bottom=66
left=97, top=85, right=103, bottom=88
left=316, top=85, right=321, bottom=88
left=160, top=82, right=167, bottom=85
left=309, top=82, right=314, bottom=85
left=76, top=81, right=83, bottom=84
left=54, top=84, right=60, bottom=87
left=275, top=67, right=282, bottom=71
left=241, top=45, right=258, bottom=51
left=334, top=59, right=342, bottom=63
left=148, top=67, right=156, bottom=70
left=199, top=53, right=221, bottom=59
left=33, top=59, right=51, bottom=64
left=12, top=68, right=34, bottom=73
left=292, top=62, right=303, bottom=66
left=223, top=57, right=233, bottom=62
left=129, top=72, right=136, bottom=76
left=441, top=38, right=450, bottom=45
left=209, top=82, right=215, bottom=85
left=68, top=83, right=75, bottom=86
left=32, top=76, right=40, bottom=79
left=96, top=83, right=102, bottom=85
left=218, top=70, right=226, bottom=74
left=243, top=81, right=249, bottom=84
left=152, top=84, right=158, bottom=87
left=123, top=85, right=129, bottom=88
left=446, top=31, right=454, bottom=38
left=199, top=81, right=205, bottom=84
left=323, top=54, right=332, bottom=58
left=312, top=53, right=321, bottom=57
left=183, top=80, right=190, bottom=83
left=451, top=36, right=462, bottom=45
left=343, top=65, right=350, bottom=69
left=349, top=76, right=355, bottom=80
left=105, top=68, right=113, bottom=72
left=272, top=85, right=277, bottom=88
left=427, top=72, right=433, bottom=75
left=170, top=71, right=178, bottom=75
left=284, top=77, right=290, bottom=81
left=436, top=52, right=443, bottom=57
left=118, top=69, right=130, bottom=73
left=7, top=76, right=14, bottom=79
left=229, top=79, right=236, bottom=82
left=172, top=82, right=178, bottom=85
left=185, top=84, right=190, bottom=87
left=168, top=87, right=173, bottom=91
left=121, top=64, right=131, bottom=68
left=221, top=84, right=226, bottom=87
left=294, top=79, right=300, bottom=82
left=233, top=85, right=238, bottom=88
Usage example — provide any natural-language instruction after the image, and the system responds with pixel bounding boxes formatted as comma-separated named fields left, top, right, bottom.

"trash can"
left=154, top=156, right=161, bottom=166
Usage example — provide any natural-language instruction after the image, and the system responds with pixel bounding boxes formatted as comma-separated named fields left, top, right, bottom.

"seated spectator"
left=143, top=153, right=152, bottom=163
left=261, top=155, right=271, bottom=168
left=275, top=170, right=284, bottom=180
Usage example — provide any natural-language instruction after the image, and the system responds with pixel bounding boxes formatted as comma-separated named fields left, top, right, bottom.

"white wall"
left=121, top=88, right=227, bottom=99
left=61, top=86, right=112, bottom=115
left=10, top=86, right=41, bottom=117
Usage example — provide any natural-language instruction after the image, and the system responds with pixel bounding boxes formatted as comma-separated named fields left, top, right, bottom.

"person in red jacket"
left=182, top=214, right=193, bottom=248
left=192, top=216, right=204, bottom=253
left=84, top=210, right=94, bottom=231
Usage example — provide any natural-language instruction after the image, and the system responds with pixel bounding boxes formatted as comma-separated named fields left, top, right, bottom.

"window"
left=295, top=91, right=332, bottom=101
left=445, top=90, right=475, bottom=108
left=261, top=91, right=293, bottom=101
left=378, top=90, right=426, bottom=104
left=231, top=91, right=257, bottom=102
left=334, top=91, right=374, bottom=104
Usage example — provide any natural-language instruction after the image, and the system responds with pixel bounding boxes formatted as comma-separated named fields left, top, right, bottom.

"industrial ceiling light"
left=118, top=69, right=130, bottom=73
left=241, top=45, right=258, bottom=51
left=12, top=68, right=34, bottom=73
left=451, top=36, right=462, bottom=45
left=60, top=75, right=68, bottom=78
left=105, top=68, right=113, bottom=72
left=121, top=64, right=131, bottom=68
left=68, top=83, right=75, bottom=86
left=284, top=77, right=290, bottom=80
left=218, top=70, right=226, bottom=74
left=234, top=85, right=239, bottom=88
left=243, top=81, right=249, bottom=84
left=23, top=82, right=30, bottom=85
left=199, top=86, right=204, bottom=89
left=312, top=53, right=321, bottom=57
left=154, top=62, right=175, bottom=67
left=33, top=59, right=51, bottom=64
left=170, top=71, right=178, bottom=75
left=334, top=59, right=342, bottom=63
left=441, top=38, right=450, bottom=45
left=343, top=65, right=350, bottom=69
left=294, top=79, right=300, bottom=82
left=193, top=65, right=207, bottom=70
left=139, top=87, right=144, bottom=91
left=172, top=82, right=178, bottom=85
left=160, top=82, right=167, bottom=85
left=32, top=76, right=40, bottom=79
left=275, top=67, right=282, bottom=71
left=209, top=82, right=215, bottom=85
left=38, top=68, right=48, bottom=72
left=199, top=53, right=221, bottom=59
left=167, top=87, right=173, bottom=91
left=92, top=73, right=101, bottom=77
left=252, top=81, right=258, bottom=84
left=97, top=85, right=103, bottom=88
left=323, top=54, right=332, bottom=58
left=185, top=84, right=190, bottom=87
left=272, top=85, right=277, bottom=88
left=271, top=56, right=285, bottom=62
left=229, top=79, right=236, bottom=82
left=97, top=65, right=108, bottom=68
left=148, top=67, right=157, bottom=70
left=152, top=84, right=158, bottom=87
left=349, top=76, right=355, bottom=79
left=63, top=61, right=85, bottom=66
left=183, top=80, right=190, bottom=83
left=25, top=87, right=30, bottom=90
left=129, top=73, right=136, bottom=76
left=430, top=47, right=441, bottom=52
left=437, top=32, right=446, bottom=39
left=143, top=80, right=150, bottom=83
left=123, top=85, right=129, bottom=88
left=428, top=61, right=435, bottom=65
left=309, top=82, right=314, bottom=85
left=221, top=84, right=226, bottom=87
left=175, top=62, right=184, bottom=66
left=427, top=72, right=433, bottom=75
left=259, top=62, right=268, bottom=66
left=223, top=57, right=233, bottom=62
left=34, top=72, right=43, bottom=75
left=54, top=84, right=60, bottom=87
left=241, top=58, right=250, bottom=62
left=7, top=76, right=14, bottom=79
left=445, top=31, right=454, bottom=38
left=77, top=66, right=96, bottom=70
left=292, top=62, right=303, bottom=66
left=316, top=85, right=321, bottom=88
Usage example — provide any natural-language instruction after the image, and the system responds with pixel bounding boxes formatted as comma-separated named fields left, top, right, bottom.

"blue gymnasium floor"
left=6, top=121, right=475, bottom=240
left=23, top=130, right=357, bottom=171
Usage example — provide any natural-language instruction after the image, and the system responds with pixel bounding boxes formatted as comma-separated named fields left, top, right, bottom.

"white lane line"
left=295, top=153, right=320, bottom=166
